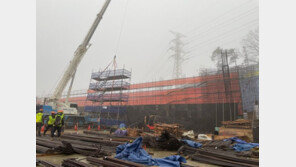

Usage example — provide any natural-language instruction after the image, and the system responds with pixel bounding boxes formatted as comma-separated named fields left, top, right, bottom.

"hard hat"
left=58, top=110, right=63, bottom=113
left=40, top=109, right=43, bottom=111
left=51, top=111, right=55, bottom=114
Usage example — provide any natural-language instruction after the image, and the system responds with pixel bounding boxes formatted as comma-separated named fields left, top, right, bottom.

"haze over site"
left=37, top=0, right=258, bottom=96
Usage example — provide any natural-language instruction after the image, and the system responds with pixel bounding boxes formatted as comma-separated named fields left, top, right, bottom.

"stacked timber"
left=221, top=119, right=252, bottom=129
left=127, top=128, right=142, bottom=137
left=215, top=119, right=253, bottom=141
left=154, top=123, right=182, bottom=137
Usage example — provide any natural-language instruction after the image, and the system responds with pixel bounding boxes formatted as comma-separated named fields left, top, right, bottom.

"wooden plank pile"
left=221, top=119, right=252, bottom=129
left=153, top=123, right=183, bottom=137
left=216, top=119, right=253, bottom=141
left=126, top=128, right=142, bottom=137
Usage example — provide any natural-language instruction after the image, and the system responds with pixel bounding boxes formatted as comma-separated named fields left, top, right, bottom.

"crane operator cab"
left=58, top=103, right=78, bottom=115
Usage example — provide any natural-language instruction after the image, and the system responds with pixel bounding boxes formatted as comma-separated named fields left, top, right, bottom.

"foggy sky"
left=37, top=0, right=258, bottom=96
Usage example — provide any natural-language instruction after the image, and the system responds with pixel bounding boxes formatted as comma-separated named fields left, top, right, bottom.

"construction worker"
left=60, top=110, right=65, bottom=134
left=36, top=109, right=44, bottom=136
left=51, top=110, right=64, bottom=140
left=43, top=111, right=56, bottom=136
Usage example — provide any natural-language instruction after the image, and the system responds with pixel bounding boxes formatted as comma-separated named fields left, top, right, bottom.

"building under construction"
left=56, top=63, right=258, bottom=133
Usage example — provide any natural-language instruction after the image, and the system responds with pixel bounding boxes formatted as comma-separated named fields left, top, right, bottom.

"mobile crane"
left=46, top=0, right=111, bottom=115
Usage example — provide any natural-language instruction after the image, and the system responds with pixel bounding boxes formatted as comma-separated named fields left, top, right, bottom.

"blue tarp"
left=181, top=139, right=202, bottom=148
left=224, top=137, right=259, bottom=152
left=115, top=137, right=186, bottom=167
left=223, top=137, right=248, bottom=144
left=232, top=143, right=259, bottom=152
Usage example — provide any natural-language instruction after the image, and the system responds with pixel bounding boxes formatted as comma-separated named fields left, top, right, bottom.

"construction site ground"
left=36, top=129, right=217, bottom=167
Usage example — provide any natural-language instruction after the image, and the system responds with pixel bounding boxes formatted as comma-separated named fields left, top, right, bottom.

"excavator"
left=41, top=0, right=111, bottom=117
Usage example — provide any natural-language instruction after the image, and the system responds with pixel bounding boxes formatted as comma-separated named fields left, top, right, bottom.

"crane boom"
left=50, top=0, right=111, bottom=106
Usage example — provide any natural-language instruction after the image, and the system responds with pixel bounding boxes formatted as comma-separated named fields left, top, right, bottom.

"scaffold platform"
left=91, top=69, right=131, bottom=81
left=89, top=80, right=130, bottom=91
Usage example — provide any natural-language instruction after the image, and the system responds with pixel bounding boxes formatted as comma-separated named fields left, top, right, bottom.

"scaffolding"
left=237, top=64, right=259, bottom=112
left=85, top=65, right=131, bottom=126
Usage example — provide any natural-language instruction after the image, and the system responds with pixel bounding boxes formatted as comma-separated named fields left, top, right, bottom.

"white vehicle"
left=47, top=0, right=112, bottom=115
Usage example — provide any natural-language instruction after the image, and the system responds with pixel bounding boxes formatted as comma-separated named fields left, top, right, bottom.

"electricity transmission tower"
left=169, top=31, right=186, bottom=79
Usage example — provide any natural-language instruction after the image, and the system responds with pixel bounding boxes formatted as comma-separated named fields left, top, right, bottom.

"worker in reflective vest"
left=60, top=110, right=65, bottom=134
left=36, top=109, right=44, bottom=136
left=43, top=111, right=56, bottom=136
left=51, top=110, right=64, bottom=140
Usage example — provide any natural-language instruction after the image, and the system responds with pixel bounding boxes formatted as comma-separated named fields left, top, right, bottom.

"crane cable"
left=114, top=0, right=129, bottom=55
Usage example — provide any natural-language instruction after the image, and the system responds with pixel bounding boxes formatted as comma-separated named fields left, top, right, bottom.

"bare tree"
left=211, top=47, right=223, bottom=69
left=241, top=28, right=259, bottom=64
left=228, top=49, right=241, bottom=67
left=211, top=47, right=239, bottom=68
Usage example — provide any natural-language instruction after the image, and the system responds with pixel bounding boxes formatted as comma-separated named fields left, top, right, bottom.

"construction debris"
left=143, top=130, right=182, bottom=150
left=181, top=130, right=195, bottom=139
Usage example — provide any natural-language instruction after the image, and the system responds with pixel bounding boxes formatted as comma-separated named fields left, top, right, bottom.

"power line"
left=143, top=44, right=170, bottom=81
left=187, top=22, right=258, bottom=55
left=170, top=0, right=221, bottom=31
left=186, top=19, right=258, bottom=52
left=185, top=7, right=258, bottom=43
left=184, top=0, right=255, bottom=35
left=185, top=29, right=257, bottom=62
left=181, top=25, right=259, bottom=72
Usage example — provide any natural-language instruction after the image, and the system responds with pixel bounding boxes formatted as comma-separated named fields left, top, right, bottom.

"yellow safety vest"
left=36, top=113, right=43, bottom=123
left=54, top=114, right=62, bottom=127
left=47, top=115, right=55, bottom=125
